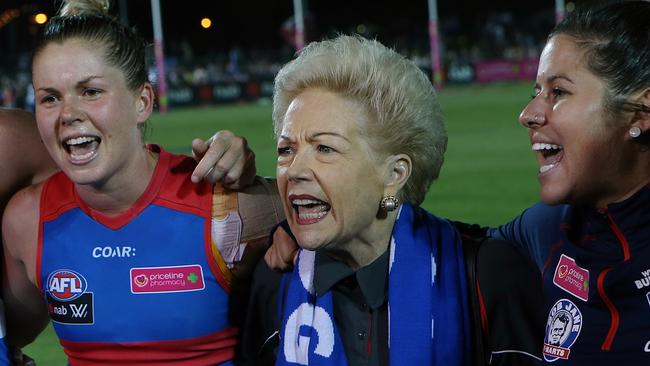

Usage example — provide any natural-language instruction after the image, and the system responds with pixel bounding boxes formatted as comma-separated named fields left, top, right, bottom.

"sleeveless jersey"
left=37, top=147, right=236, bottom=366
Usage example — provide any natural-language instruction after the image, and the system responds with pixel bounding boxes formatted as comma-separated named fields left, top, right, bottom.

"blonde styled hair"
left=272, top=35, right=447, bottom=206
left=60, top=0, right=110, bottom=17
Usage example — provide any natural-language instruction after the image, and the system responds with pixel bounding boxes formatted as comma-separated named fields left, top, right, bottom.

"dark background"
left=1, top=0, right=602, bottom=64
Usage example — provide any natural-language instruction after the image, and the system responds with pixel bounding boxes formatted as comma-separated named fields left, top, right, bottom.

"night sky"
left=0, top=0, right=599, bottom=64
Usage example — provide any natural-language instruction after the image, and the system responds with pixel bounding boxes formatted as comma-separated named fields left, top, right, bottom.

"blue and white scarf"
left=0, top=301, right=10, bottom=365
left=277, top=204, right=472, bottom=365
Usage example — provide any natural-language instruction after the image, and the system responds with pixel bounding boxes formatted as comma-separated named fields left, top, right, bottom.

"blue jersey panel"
left=41, top=204, right=229, bottom=343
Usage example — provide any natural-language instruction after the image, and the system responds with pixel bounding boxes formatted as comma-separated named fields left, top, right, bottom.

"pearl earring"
left=380, top=196, right=400, bottom=212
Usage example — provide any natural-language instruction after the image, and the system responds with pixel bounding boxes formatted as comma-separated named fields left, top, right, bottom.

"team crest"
left=543, top=299, right=583, bottom=362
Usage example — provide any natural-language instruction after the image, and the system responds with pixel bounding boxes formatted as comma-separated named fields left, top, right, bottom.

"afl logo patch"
left=543, top=299, right=583, bottom=362
left=46, top=269, right=88, bottom=302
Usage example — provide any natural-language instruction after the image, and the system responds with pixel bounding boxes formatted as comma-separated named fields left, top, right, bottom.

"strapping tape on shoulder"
left=211, top=184, right=244, bottom=284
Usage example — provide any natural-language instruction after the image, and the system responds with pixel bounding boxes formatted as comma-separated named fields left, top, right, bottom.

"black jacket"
left=238, top=233, right=543, bottom=365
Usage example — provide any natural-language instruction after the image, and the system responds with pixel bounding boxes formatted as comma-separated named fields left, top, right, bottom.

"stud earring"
left=629, top=126, right=642, bottom=138
left=380, top=196, right=399, bottom=212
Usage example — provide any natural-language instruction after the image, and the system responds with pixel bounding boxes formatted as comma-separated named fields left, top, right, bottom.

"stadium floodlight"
left=201, top=17, right=213, bottom=29
left=34, top=13, right=48, bottom=25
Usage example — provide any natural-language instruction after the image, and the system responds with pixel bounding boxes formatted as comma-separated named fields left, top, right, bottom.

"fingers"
left=191, top=137, right=209, bottom=161
left=190, top=137, right=212, bottom=183
left=191, top=131, right=232, bottom=183
left=222, top=148, right=256, bottom=189
left=191, top=130, right=257, bottom=186
left=264, top=225, right=299, bottom=272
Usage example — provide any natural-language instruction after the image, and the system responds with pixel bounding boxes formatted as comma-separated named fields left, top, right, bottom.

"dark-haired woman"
left=489, top=1, right=650, bottom=364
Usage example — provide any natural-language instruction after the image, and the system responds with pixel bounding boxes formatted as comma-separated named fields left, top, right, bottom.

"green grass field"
left=23, top=81, right=540, bottom=364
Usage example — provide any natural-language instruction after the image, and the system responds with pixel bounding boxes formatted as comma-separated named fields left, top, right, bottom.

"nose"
left=519, top=99, right=547, bottom=129
left=285, top=149, right=313, bottom=183
left=60, top=96, right=83, bottom=126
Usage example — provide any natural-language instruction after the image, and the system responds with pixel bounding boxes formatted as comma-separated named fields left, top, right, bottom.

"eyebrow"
left=36, top=75, right=104, bottom=92
left=546, top=74, right=574, bottom=84
left=311, top=132, right=351, bottom=143
left=279, top=131, right=352, bottom=144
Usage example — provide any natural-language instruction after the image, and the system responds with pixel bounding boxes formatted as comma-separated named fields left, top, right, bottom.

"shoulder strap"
left=461, top=236, right=489, bottom=366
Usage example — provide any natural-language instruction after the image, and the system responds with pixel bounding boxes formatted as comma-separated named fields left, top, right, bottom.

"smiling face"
left=32, top=38, right=152, bottom=190
left=276, top=88, right=397, bottom=267
left=519, top=34, right=640, bottom=207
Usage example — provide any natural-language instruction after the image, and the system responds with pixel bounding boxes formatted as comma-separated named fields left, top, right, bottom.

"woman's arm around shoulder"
left=487, top=201, right=569, bottom=270
left=2, top=183, right=50, bottom=347
left=476, top=238, right=544, bottom=366
left=0, top=109, right=57, bottom=190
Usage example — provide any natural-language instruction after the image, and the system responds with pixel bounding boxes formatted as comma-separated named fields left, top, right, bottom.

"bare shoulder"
left=0, top=108, right=41, bottom=148
left=2, top=182, right=43, bottom=281
left=0, top=109, right=56, bottom=198
left=2, top=181, right=50, bottom=346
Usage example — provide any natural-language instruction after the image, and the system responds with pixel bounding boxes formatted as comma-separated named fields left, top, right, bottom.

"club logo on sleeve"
left=46, top=269, right=94, bottom=324
left=543, top=299, right=583, bottom=362
left=130, top=264, right=205, bottom=294
left=553, top=254, right=589, bottom=301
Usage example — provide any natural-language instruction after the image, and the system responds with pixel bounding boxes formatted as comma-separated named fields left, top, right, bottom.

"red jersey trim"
left=205, top=213, right=232, bottom=294
left=36, top=183, right=47, bottom=291
left=61, top=326, right=238, bottom=366
left=605, top=212, right=631, bottom=261
left=542, top=240, right=564, bottom=277
left=596, top=211, right=630, bottom=351
left=597, top=268, right=618, bottom=351
left=476, top=278, right=489, bottom=336
left=72, top=145, right=170, bottom=230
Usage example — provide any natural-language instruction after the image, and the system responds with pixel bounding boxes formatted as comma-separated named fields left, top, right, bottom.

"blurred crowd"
left=0, top=9, right=551, bottom=110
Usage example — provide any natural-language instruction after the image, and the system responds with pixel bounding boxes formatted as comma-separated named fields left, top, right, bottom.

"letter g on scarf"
left=283, top=302, right=335, bottom=364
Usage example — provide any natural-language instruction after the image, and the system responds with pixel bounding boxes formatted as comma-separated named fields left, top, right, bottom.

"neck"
left=324, top=211, right=397, bottom=271
left=76, top=147, right=158, bottom=215
left=594, top=172, right=650, bottom=210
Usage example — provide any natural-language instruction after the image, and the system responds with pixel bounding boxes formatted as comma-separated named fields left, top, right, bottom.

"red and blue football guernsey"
left=37, top=146, right=236, bottom=366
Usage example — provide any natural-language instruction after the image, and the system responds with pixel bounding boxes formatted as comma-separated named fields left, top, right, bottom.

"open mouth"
left=63, top=135, right=101, bottom=163
left=532, top=142, right=564, bottom=174
left=290, top=196, right=331, bottom=224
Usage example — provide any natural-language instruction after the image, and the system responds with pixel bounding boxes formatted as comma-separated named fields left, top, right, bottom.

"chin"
left=289, top=228, right=323, bottom=251
left=539, top=186, right=570, bottom=206
left=63, top=167, right=104, bottom=186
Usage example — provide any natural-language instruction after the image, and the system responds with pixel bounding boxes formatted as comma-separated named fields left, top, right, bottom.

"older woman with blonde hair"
left=242, top=35, right=543, bottom=366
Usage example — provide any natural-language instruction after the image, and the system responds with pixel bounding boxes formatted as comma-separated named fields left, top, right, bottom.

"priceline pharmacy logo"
left=130, top=264, right=205, bottom=294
